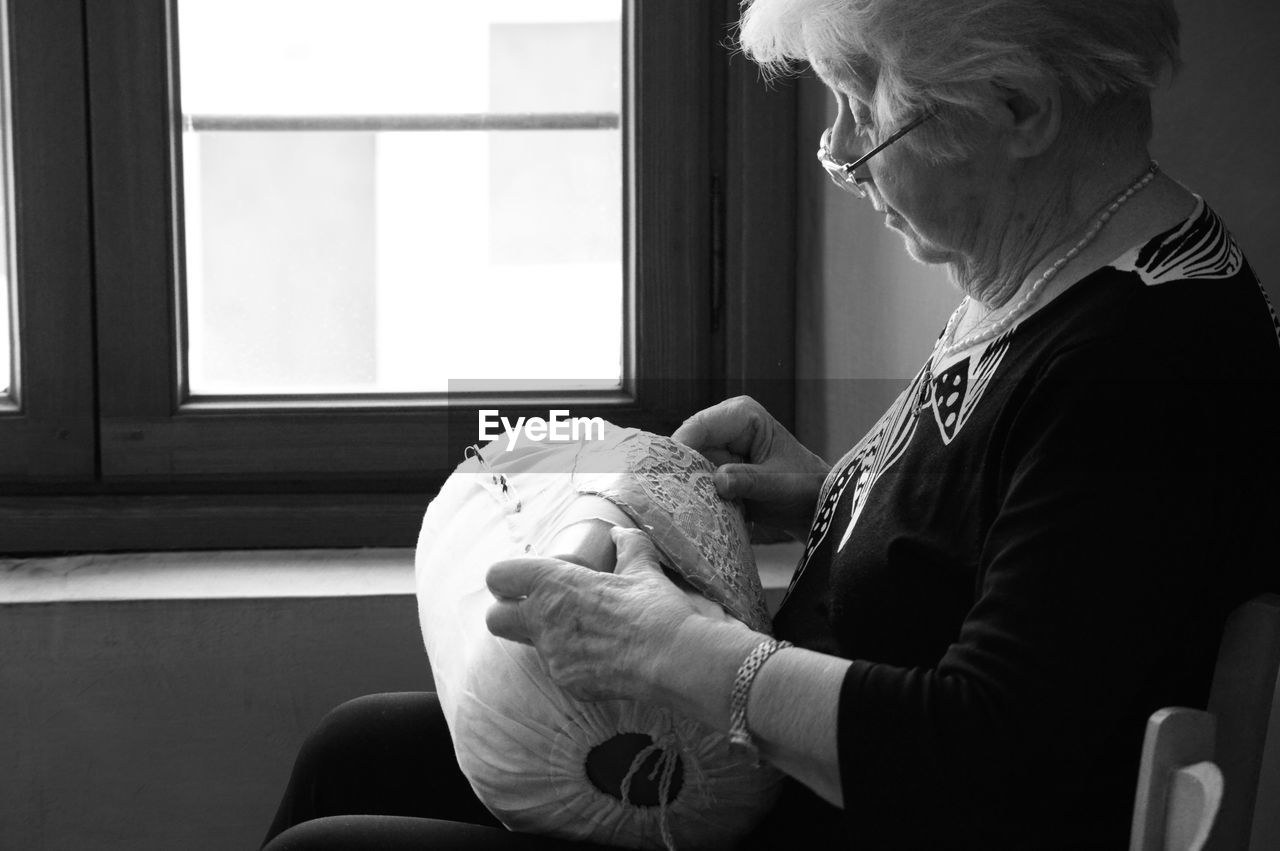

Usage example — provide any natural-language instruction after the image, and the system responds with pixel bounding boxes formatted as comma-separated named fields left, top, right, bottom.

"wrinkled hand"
left=672, top=395, right=830, bottom=540
left=485, top=527, right=700, bottom=703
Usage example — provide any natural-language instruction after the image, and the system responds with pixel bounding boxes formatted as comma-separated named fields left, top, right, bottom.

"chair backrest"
left=1205, top=593, right=1280, bottom=851
left=1130, top=707, right=1220, bottom=851
left=1165, top=761, right=1224, bottom=851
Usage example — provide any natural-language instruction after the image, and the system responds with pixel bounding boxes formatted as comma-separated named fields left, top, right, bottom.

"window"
left=0, top=2, right=12, bottom=403
left=177, top=1, right=624, bottom=396
left=0, top=0, right=796, bottom=553
left=0, top=0, right=97, bottom=490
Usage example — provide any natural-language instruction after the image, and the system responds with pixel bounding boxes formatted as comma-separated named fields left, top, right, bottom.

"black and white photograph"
left=1, top=1, right=1278, bottom=849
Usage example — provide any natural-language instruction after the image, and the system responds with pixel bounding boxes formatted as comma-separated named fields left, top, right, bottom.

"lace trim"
left=573, top=431, right=771, bottom=633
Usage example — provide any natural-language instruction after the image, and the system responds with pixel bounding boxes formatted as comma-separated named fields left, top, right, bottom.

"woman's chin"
left=891, top=219, right=952, bottom=267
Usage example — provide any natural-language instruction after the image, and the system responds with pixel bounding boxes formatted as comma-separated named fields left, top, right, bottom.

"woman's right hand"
left=672, top=396, right=829, bottom=541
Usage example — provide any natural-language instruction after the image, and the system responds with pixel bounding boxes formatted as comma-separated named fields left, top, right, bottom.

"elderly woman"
left=263, top=0, right=1279, bottom=848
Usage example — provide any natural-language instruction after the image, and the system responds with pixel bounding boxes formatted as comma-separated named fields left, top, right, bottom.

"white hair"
left=738, top=0, right=1181, bottom=160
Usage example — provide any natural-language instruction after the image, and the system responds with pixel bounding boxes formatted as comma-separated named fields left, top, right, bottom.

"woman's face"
left=824, top=81, right=1012, bottom=274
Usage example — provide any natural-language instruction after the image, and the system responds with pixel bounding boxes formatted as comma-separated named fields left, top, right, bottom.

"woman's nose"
left=828, top=99, right=867, bottom=172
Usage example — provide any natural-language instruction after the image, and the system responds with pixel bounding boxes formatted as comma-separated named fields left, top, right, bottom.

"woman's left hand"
left=485, top=527, right=701, bottom=703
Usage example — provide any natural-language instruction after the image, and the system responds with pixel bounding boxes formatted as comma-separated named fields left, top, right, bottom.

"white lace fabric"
left=570, top=428, right=772, bottom=633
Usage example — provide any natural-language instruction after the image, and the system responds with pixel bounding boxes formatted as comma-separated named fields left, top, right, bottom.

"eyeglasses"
left=816, top=112, right=934, bottom=197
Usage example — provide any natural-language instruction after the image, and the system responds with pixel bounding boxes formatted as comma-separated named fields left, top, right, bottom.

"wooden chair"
left=1130, top=594, right=1280, bottom=851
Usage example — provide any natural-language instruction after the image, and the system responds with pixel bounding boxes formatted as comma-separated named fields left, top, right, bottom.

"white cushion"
left=416, top=425, right=781, bottom=849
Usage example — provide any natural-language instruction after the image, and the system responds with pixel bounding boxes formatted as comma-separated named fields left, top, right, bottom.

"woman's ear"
left=994, top=78, right=1062, bottom=159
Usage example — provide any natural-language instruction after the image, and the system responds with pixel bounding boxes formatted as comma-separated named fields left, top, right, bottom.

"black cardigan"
left=768, top=201, right=1280, bottom=849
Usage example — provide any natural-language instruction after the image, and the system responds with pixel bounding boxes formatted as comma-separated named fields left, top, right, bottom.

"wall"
left=0, top=555, right=430, bottom=851
left=1150, top=0, right=1280, bottom=293
left=795, top=0, right=1280, bottom=462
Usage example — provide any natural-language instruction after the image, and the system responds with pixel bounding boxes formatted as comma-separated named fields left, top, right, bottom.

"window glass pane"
left=176, top=0, right=623, bottom=395
left=0, top=0, right=12, bottom=399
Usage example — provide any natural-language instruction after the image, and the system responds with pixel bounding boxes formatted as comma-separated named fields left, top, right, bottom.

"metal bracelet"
left=727, top=637, right=794, bottom=762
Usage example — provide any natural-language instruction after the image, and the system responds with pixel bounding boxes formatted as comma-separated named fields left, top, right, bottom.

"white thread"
left=545, top=516, right=621, bottom=540
left=618, top=730, right=681, bottom=851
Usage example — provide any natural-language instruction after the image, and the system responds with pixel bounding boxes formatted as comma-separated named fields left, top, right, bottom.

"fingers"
left=609, top=527, right=663, bottom=576
left=485, top=556, right=566, bottom=599
left=713, top=462, right=763, bottom=500
left=669, top=410, right=710, bottom=451
left=699, top=447, right=743, bottom=468
left=485, top=557, right=583, bottom=645
left=485, top=598, right=534, bottom=645
left=671, top=396, right=765, bottom=458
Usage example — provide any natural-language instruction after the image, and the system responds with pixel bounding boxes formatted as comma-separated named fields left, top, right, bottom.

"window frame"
left=0, top=0, right=96, bottom=483
left=0, top=0, right=796, bottom=553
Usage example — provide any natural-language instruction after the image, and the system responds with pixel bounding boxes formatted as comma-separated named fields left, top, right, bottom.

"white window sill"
left=0, top=542, right=802, bottom=605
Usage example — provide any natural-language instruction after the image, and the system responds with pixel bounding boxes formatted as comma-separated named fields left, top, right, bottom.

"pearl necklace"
left=934, top=161, right=1160, bottom=363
